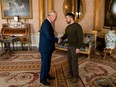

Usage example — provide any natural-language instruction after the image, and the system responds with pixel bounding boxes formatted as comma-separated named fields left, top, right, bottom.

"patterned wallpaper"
left=79, top=0, right=95, bottom=31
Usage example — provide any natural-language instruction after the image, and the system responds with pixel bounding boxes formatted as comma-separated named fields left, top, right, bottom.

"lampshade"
left=14, top=15, right=19, bottom=22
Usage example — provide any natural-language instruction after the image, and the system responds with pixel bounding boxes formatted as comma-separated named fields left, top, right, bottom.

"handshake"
left=57, top=37, right=62, bottom=44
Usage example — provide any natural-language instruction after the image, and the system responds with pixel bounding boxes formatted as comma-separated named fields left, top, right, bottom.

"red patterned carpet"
left=0, top=50, right=116, bottom=87
left=79, top=60, right=116, bottom=87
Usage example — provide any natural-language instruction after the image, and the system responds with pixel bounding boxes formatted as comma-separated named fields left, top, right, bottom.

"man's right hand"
left=58, top=38, right=62, bottom=44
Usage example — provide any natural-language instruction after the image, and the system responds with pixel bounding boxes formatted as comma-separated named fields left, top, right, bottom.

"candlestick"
left=77, top=0, right=80, bottom=18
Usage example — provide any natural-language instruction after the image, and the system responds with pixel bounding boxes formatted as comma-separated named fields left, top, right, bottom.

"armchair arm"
left=88, top=41, right=96, bottom=52
left=89, top=41, right=95, bottom=45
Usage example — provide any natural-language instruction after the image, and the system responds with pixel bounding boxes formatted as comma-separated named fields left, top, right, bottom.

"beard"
left=67, top=21, right=71, bottom=24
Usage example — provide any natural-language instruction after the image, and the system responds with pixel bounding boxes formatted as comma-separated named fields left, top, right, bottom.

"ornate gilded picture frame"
left=1, top=0, right=32, bottom=19
left=104, top=0, right=116, bottom=28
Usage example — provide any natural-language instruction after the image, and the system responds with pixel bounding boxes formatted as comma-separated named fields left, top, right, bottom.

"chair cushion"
left=83, top=33, right=94, bottom=44
left=80, top=33, right=95, bottom=51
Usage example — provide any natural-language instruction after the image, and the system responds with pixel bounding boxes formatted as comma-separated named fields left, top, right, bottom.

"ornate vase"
left=105, top=30, right=116, bottom=49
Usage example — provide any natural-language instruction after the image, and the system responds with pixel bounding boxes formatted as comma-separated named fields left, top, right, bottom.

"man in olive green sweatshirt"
left=60, top=13, right=83, bottom=83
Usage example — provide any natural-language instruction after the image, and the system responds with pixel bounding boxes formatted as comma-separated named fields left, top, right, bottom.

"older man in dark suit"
left=39, top=11, right=58, bottom=86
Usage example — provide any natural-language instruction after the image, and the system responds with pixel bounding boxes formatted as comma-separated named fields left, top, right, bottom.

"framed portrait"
left=1, top=0, right=32, bottom=19
left=104, top=0, right=116, bottom=28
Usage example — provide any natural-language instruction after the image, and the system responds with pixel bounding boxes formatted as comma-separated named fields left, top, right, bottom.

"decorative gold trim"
left=76, top=0, right=86, bottom=22
left=38, top=0, right=45, bottom=31
left=63, top=0, right=86, bottom=22
left=1, top=0, right=32, bottom=19
left=93, top=0, right=103, bottom=31
left=47, top=0, right=53, bottom=13
left=47, top=0, right=57, bottom=33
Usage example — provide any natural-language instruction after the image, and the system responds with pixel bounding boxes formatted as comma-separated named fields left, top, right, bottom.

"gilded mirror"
left=63, top=0, right=86, bottom=22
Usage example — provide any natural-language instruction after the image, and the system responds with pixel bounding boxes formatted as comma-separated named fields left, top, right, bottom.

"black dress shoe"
left=40, top=81, right=51, bottom=86
left=47, top=76, right=55, bottom=80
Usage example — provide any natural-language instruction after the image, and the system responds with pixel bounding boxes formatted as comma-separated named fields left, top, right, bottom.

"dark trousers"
left=67, top=46, right=79, bottom=78
left=40, top=52, right=52, bottom=82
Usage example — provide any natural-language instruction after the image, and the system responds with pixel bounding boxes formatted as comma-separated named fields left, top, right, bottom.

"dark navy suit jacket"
left=39, top=19, right=58, bottom=53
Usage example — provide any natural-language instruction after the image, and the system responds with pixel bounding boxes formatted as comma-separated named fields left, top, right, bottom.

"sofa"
left=56, top=31, right=97, bottom=59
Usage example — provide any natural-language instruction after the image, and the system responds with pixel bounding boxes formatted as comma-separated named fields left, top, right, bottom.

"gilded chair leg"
left=103, top=53, right=106, bottom=59
left=54, top=50, right=57, bottom=53
left=1, top=43, right=3, bottom=51
left=21, top=42, right=23, bottom=50
left=87, top=54, right=90, bottom=59
left=28, top=46, right=30, bottom=51
left=27, top=43, right=31, bottom=51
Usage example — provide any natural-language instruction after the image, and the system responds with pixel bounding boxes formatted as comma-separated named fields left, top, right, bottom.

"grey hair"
left=48, top=10, right=57, bottom=16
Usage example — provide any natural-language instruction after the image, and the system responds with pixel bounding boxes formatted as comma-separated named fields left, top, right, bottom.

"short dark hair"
left=65, top=13, right=75, bottom=19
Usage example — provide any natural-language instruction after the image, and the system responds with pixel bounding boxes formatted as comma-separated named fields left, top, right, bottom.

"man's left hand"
left=76, top=48, right=80, bottom=54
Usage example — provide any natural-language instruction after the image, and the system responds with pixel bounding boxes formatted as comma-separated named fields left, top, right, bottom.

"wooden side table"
left=103, top=48, right=115, bottom=60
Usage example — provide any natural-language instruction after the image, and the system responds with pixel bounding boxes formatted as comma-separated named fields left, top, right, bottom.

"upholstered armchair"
left=56, top=31, right=97, bottom=59
left=80, top=31, right=97, bottom=59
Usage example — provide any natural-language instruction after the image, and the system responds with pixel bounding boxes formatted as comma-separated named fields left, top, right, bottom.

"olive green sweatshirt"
left=61, top=22, right=83, bottom=49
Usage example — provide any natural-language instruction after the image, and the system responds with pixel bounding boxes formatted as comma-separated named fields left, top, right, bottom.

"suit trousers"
left=40, top=52, right=52, bottom=82
left=67, top=46, right=79, bottom=78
